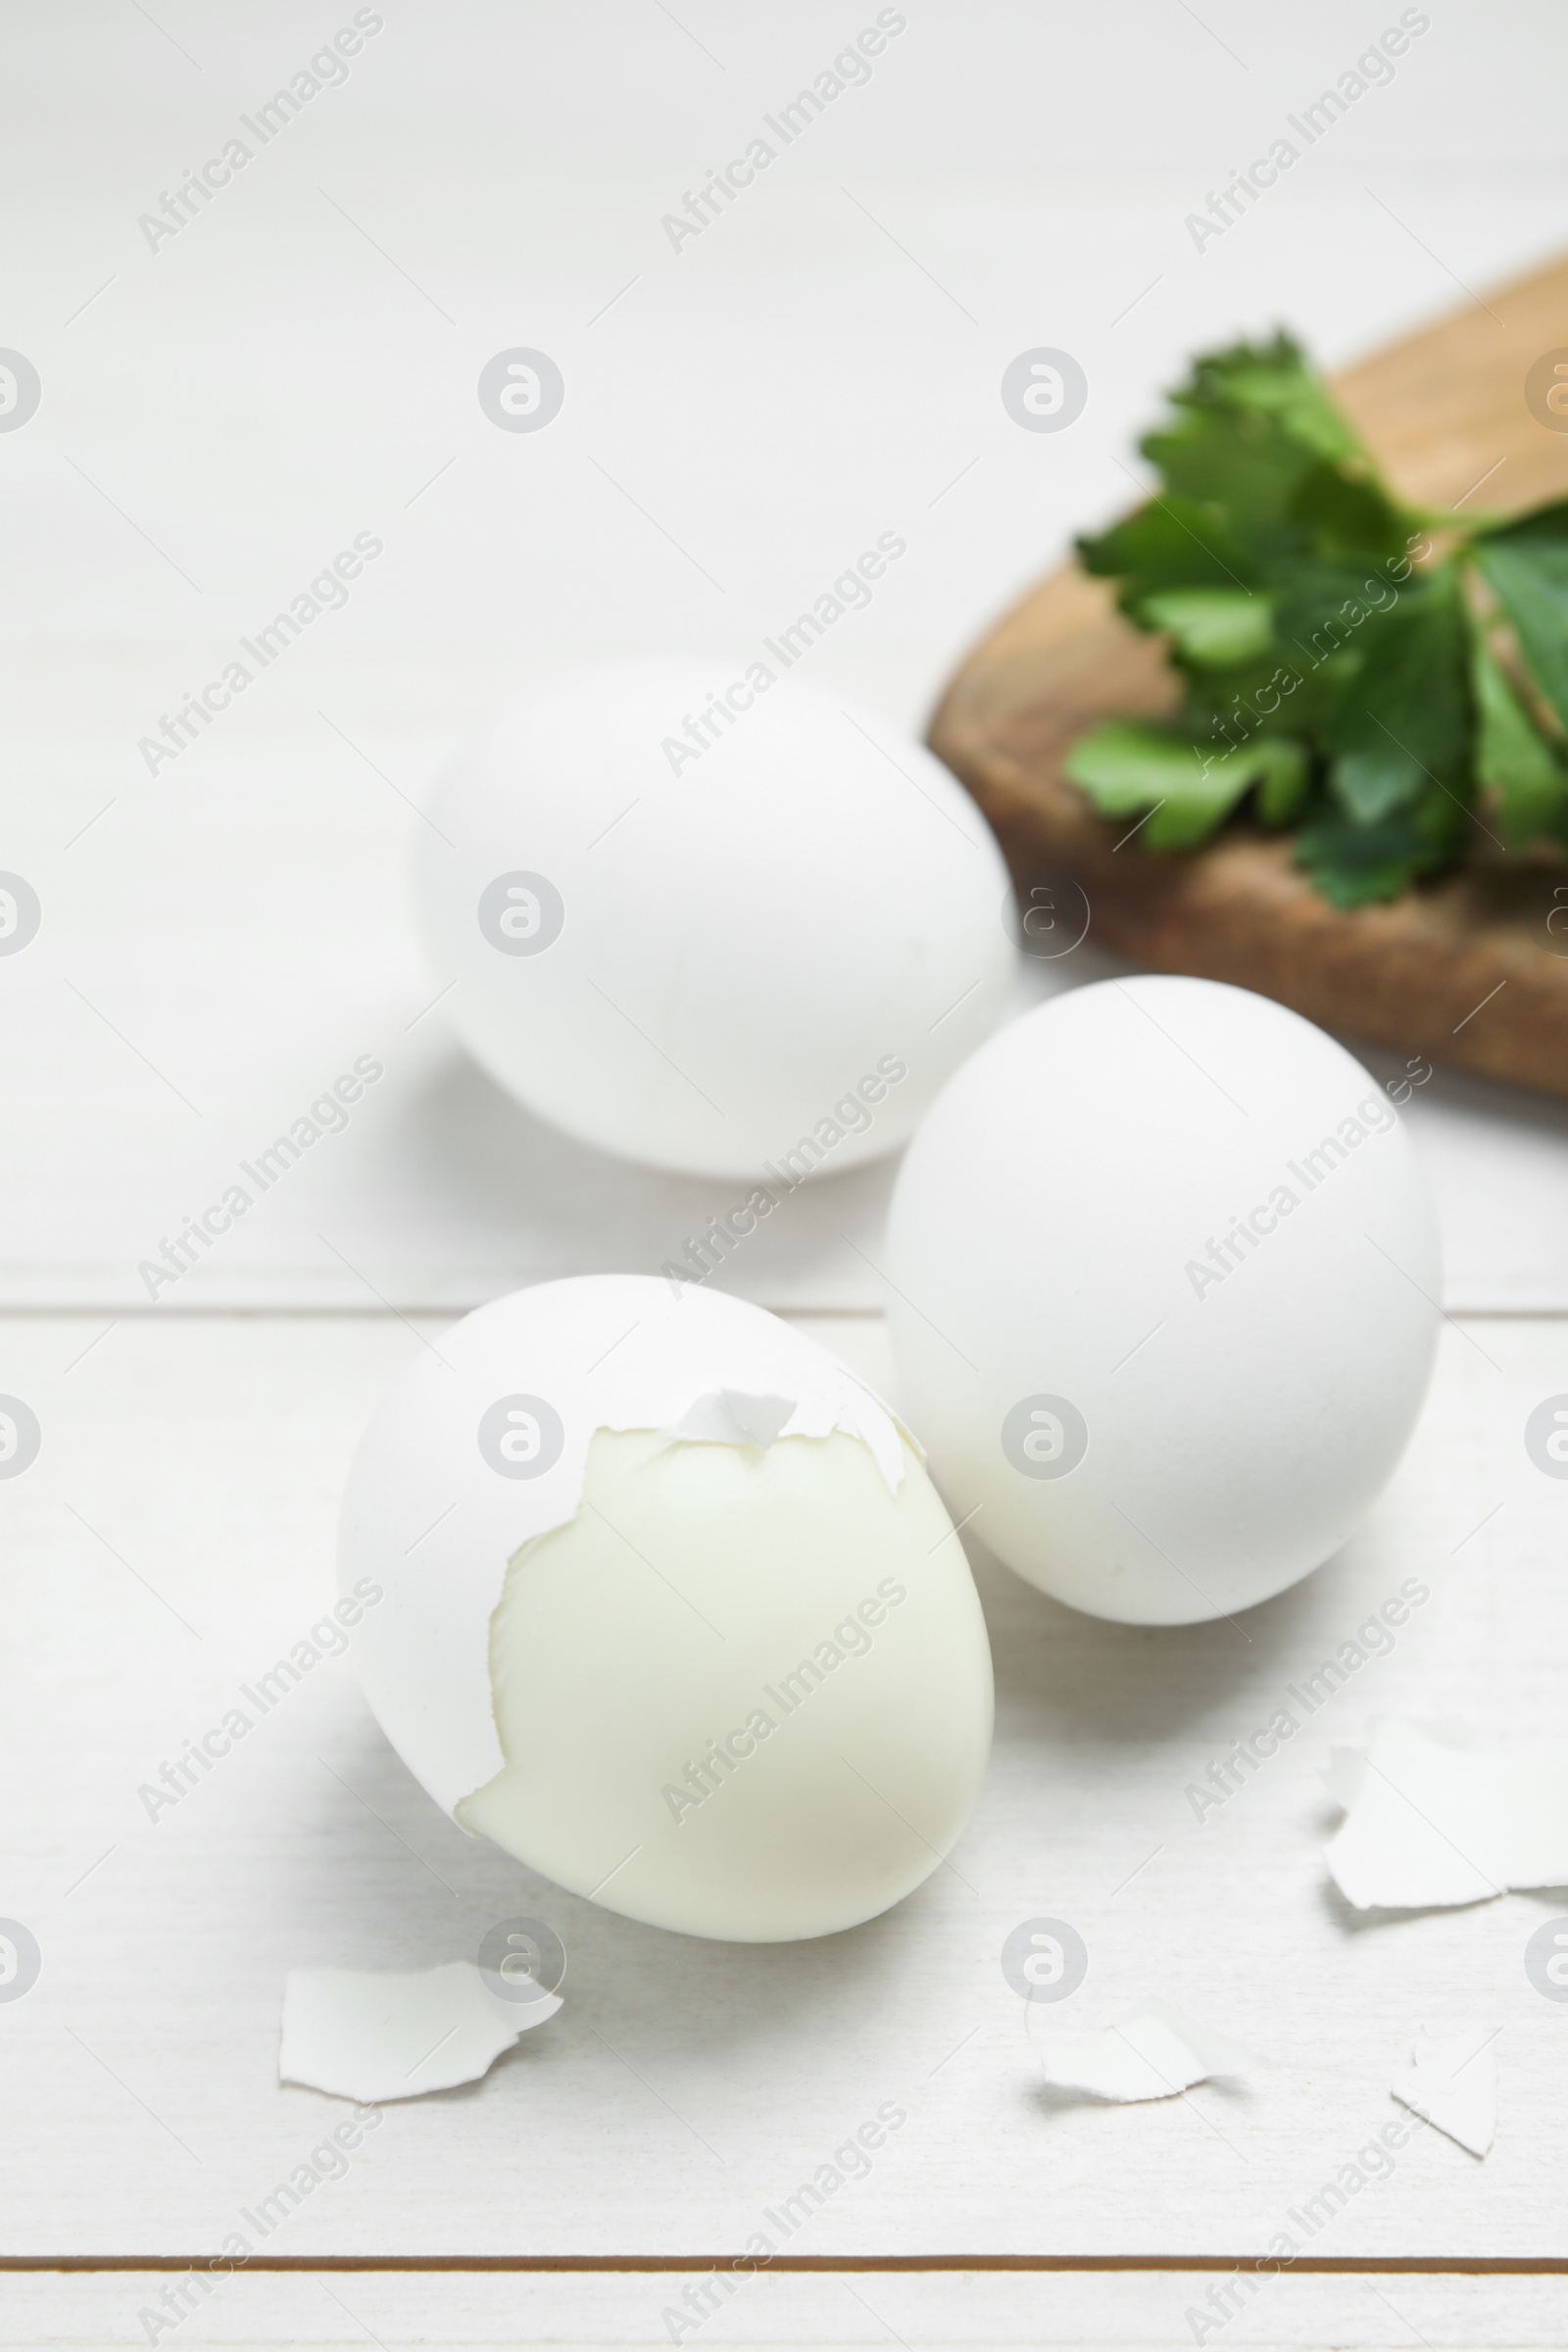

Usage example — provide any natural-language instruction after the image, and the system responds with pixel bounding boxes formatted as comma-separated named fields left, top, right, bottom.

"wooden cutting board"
left=928, top=254, right=1568, bottom=1099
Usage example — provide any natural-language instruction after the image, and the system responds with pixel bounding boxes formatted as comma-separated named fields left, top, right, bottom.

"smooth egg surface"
left=460, top=1425, right=993, bottom=1941
left=416, top=661, right=1016, bottom=1179
left=884, top=976, right=1441, bottom=1625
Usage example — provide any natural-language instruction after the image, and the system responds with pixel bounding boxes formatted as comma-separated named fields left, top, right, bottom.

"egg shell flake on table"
left=279, top=1962, right=561, bottom=2105
left=1325, top=1717, right=1568, bottom=1909
left=338, top=1277, right=918, bottom=1819
left=1027, top=1997, right=1258, bottom=2103
left=1391, top=2025, right=1497, bottom=2158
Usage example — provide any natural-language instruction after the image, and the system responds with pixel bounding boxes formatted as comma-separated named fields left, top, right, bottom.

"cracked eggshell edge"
left=337, top=1275, right=916, bottom=1817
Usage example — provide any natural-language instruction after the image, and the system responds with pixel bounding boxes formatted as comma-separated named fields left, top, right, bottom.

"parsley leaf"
left=1182, top=337, right=1363, bottom=466
left=1295, top=792, right=1465, bottom=908
left=1063, top=334, right=1568, bottom=899
left=1078, top=496, right=1254, bottom=601
left=1470, top=503, right=1568, bottom=734
left=1066, top=723, right=1307, bottom=849
left=1468, top=620, right=1568, bottom=847
left=1133, top=588, right=1274, bottom=666
left=1316, top=567, right=1471, bottom=825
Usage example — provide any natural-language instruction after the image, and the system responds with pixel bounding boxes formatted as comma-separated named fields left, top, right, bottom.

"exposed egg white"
left=415, top=662, right=1016, bottom=1179
left=884, top=976, right=1441, bottom=1625
left=339, top=1277, right=994, bottom=1941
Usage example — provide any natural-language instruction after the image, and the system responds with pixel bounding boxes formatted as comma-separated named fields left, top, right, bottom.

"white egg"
left=340, top=1276, right=993, bottom=1941
left=416, top=661, right=1015, bottom=1179
left=884, top=976, right=1441, bottom=1626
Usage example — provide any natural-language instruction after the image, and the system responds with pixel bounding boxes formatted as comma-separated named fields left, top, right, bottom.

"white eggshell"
left=884, top=976, right=1441, bottom=1625
left=339, top=1276, right=994, bottom=1941
left=415, top=661, right=1015, bottom=1178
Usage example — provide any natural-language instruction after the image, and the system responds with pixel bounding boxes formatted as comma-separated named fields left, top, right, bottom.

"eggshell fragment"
left=279, top=1962, right=560, bottom=2103
left=1325, top=1718, right=1568, bottom=1909
left=1028, top=1998, right=1256, bottom=2102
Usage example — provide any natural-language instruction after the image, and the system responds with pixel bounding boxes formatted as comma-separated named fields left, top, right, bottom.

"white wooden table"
left=4, top=7, right=1568, bottom=2345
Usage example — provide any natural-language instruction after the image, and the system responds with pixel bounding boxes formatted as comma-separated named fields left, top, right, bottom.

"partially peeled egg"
left=339, top=1277, right=994, bottom=1941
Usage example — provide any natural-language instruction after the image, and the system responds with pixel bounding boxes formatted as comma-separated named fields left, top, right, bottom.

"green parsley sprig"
left=1063, top=334, right=1568, bottom=905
